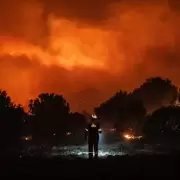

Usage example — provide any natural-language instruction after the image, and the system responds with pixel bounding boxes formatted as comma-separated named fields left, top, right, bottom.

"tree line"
left=95, top=77, right=180, bottom=139
left=0, top=76, right=180, bottom=153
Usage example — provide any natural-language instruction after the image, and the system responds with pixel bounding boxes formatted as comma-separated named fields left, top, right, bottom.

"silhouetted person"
left=85, top=114, right=102, bottom=159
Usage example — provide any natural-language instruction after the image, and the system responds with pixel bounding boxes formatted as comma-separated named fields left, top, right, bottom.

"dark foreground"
left=1, top=155, right=179, bottom=178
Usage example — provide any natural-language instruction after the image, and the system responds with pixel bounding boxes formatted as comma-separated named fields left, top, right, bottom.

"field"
left=3, top=137, right=178, bottom=177
left=2, top=154, right=178, bottom=178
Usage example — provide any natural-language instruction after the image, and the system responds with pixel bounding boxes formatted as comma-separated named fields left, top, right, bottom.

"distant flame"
left=124, top=134, right=142, bottom=140
left=22, top=136, right=32, bottom=141
left=66, top=132, right=72, bottom=136
left=124, top=134, right=133, bottom=139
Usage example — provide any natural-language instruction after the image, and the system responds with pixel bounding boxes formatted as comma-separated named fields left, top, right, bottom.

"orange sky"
left=0, top=0, right=180, bottom=112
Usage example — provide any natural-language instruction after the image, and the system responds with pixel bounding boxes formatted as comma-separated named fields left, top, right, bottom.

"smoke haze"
left=0, top=0, right=180, bottom=112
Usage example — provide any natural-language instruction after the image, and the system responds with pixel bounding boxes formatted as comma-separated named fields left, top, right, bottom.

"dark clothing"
left=88, top=140, right=99, bottom=159
left=85, top=120, right=102, bottom=159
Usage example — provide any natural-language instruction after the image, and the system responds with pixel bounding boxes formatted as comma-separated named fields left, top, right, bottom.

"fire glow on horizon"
left=0, top=0, right=180, bottom=112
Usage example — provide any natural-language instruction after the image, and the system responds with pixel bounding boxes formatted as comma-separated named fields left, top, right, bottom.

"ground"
left=23, top=140, right=170, bottom=159
left=1, top=141, right=179, bottom=177
left=52, top=143, right=125, bottom=158
left=2, top=154, right=178, bottom=177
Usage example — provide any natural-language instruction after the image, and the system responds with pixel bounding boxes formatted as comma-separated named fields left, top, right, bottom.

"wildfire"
left=0, top=0, right=180, bottom=112
left=123, top=134, right=143, bottom=140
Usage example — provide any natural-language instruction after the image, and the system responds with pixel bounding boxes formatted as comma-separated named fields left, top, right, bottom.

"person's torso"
left=88, top=121, right=99, bottom=139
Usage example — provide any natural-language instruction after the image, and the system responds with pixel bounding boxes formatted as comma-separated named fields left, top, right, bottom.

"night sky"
left=0, top=0, right=180, bottom=112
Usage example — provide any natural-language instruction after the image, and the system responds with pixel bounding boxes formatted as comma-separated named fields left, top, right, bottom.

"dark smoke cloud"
left=0, top=0, right=176, bottom=40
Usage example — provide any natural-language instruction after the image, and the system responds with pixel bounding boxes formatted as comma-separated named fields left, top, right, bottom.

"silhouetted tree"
left=23, top=113, right=33, bottom=136
left=132, top=77, right=178, bottom=114
left=114, top=95, right=146, bottom=133
left=67, top=112, right=86, bottom=144
left=95, top=90, right=129, bottom=121
left=69, top=112, right=86, bottom=131
left=28, top=93, right=70, bottom=144
left=95, top=91, right=146, bottom=133
left=143, top=106, right=180, bottom=136
left=0, top=90, right=24, bottom=156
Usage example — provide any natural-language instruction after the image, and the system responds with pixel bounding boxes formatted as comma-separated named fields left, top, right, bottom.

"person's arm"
left=85, top=125, right=89, bottom=140
left=97, top=123, right=102, bottom=133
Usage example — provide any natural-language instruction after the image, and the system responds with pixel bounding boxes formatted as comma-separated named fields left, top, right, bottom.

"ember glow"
left=124, top=134, right=143, bottom=140
left=124, top=134, right=133, bottom=140
left=0, top=0, right=180, bottom=112
left=66, top=132, right=72, bottom=136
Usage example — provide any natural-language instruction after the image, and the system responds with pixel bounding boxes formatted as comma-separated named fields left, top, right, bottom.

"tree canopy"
left=132, top=77, right=178, bottom=113
left=0, top=90, right=25, bottom=154
left=0, top=76, right=179, bottom=149
left=28, top=93, right=71, bottom=142
left=143, top=106, right=180, bottom=137
left=95, top=90, right=146, bottom=132
left=94, top=77, right=177, bottom=133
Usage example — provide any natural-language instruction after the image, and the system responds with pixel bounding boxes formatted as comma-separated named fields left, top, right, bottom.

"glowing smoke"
left=0, top=0, right=180, bottom=112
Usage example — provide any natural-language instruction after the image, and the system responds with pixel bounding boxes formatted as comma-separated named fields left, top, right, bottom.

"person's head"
left=92, top=114, right=97, bottom=119
left=91, top=114, right=98, bottom=123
